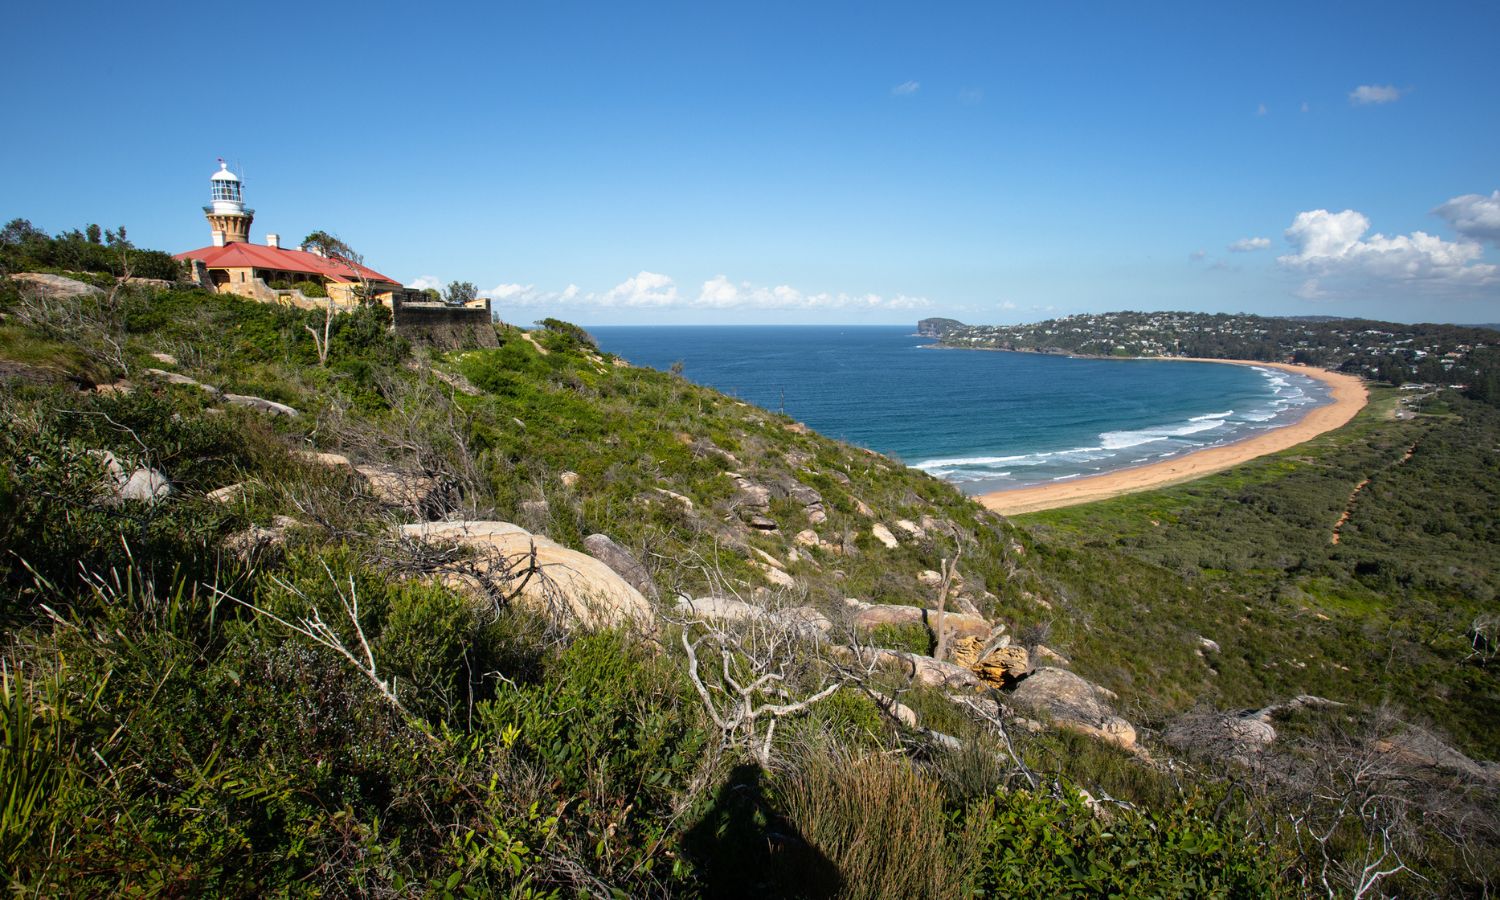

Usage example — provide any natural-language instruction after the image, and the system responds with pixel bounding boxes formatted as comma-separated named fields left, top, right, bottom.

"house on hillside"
left=175, top=161, right=495, bottom=346
left=175, top=161, right=417, bottom=309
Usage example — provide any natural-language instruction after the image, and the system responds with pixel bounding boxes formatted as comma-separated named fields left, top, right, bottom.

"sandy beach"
left=977, top=361, right=1369, bottom=516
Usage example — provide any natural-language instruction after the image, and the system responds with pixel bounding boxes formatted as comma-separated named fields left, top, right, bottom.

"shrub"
left=962, top=786, right=1285, bottom=898
left=292, top=280, right=326, bottom=298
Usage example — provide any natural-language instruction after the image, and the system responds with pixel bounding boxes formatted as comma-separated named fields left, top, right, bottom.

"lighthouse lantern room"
left=204, top=160, right=254, bottom=246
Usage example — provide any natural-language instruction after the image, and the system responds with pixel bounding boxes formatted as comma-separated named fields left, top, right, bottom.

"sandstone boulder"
left=356, top=465, right=445, bottom=517
left=144, top=368, right=219, bottom=395
left=91, top=450, right=171, bottom=505
left=756, top=563, right=796, bottom=589
left=119, top=468, right=171, bottom=503
left=583, top=533, right=659, bottom=600
left=223, top=393, right=300, bottom=417
left=224, top=515, right=303, bottom=560
left=294, top=450, right=353, bottom=468
left=674, top=595, right=831, bottom=637
left=843, top=598, right=991, bottom=641
left=206, top=482, right=250, bottom=505
left=866, top=648, right=981, bottom=690
left=1008, top=667, right=1137, bottom=750
left=1033, top=644, right=1071, bottom=667
left=9, top=272, right=102, bottom=299
left=653, top=487, right=694, bottom=511
left=871, top=523, right=899, bottom=549
left=398, top=521, right=653, bottom=631
left=894, top=519, right=926, bottom=540
left=972, top=646, right=1030, bottom=688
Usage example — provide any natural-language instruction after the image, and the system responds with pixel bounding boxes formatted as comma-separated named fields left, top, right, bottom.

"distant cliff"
left=916, top=317, right=965, bottom=338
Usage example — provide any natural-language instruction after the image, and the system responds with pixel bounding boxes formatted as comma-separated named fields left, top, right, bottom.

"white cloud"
left=891, top=80, right=920, bottom=96
left=1227, top=236, right=1271, bottom=253
left=479, top=282, right=556, bottom=306
left=406, top=275, right=443, bottom=291
left=480, top=272, right=932, bottom=314
left=1277, top=207, right=1498, bottom=299
left=958, top=87, right=984, bottom=105
left=1349, top=84, right=1404, bottom=105
left=1189, top=249, right=1207, bottom=262
left=695, top=276, right=929, bottom=311
left=1256, top=102, right=1268, bottom=116
left=598, top=271, right=679, bottom=307
left=1433, top=190, right=1500, bottom=247
left=1300, top=101, right=1310, bottom=113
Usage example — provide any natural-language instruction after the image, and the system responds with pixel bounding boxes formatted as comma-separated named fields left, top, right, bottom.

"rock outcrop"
left=866, top=648, right=982, bottom=690
left=224, top=393, right=300, bottom=417
left=583, top=533, right=659, bottom=600
left=397, top=521, right=653, bottom=631
left=9, top=272, right=102, bottom=299
left=143, top=368, right=219, bottom=395
left=674, top=595, right=831, bottom=638
left=1008, top=667, right=1138, bottom=750
left=91, top=450, right=171, bottom=506
left=356, top=465, right=446, bottom=517
left=224, top=515, right=303, bottom=560
left=843, top=598, right=991, bottom=641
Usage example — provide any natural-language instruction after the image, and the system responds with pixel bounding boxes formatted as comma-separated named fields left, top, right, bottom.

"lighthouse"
left=204, top=160, right=254, bottom=246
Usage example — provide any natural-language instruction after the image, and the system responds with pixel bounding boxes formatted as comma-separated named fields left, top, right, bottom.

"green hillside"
left=2, top=259, right=1497, bottom=895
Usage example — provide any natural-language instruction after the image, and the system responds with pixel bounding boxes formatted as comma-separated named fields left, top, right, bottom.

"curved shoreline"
left=976, top=360, right=1369, bottom=516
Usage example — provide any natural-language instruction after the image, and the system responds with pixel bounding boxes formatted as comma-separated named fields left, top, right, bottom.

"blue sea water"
left=589, top=326, right=1327, bottom=494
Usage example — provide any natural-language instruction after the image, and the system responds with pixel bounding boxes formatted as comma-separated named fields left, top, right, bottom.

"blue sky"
left=6, top=1, right=1499, bottom=325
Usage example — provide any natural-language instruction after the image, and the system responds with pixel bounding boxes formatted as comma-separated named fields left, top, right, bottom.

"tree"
left=299, top=231, right=367, bottom=363
left=300, top=230, right=363, bottom=265
left=0, top=218, right=47, bottom=247
left=444, top=280, right=478, bottom=306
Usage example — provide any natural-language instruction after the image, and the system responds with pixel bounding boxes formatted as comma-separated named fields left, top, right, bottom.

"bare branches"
left=950, top=693, right=1040, bottom=791
left=931, top=543, right=962, bottom=662
left=676, top=600, right=845, bottom=766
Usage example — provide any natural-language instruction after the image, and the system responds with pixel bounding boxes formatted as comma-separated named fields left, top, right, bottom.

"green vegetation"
left=1, top=217, right=181, bottom=282
left=1, top=248, right=1496, bottom=894
left=1010, top=388, right=1500, bottom=757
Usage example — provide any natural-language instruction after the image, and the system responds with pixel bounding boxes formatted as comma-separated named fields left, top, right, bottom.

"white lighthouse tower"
left=204, top=160, right=254, bottom=246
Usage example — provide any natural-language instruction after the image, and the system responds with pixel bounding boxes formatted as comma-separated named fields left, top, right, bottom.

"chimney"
left=266, top=233, right=280, bottom=249
left=212, top=230, right=226, bottom=247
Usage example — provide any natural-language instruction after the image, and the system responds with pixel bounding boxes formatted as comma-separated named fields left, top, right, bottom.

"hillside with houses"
left=920, top=311, right=1500, bottom=402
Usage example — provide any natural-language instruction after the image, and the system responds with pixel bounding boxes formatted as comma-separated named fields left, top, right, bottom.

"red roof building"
left=173, top=241, right=401, bottom=287
left=176, top=161, right=407, bottom=307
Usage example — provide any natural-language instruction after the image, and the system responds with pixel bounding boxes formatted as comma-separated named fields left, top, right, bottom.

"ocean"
left=588, top=325, right=1327, bottom=494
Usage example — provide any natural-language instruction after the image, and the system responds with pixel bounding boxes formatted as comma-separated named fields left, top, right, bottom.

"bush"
left=292, top=280, right=326, bottom=298
left=962, top=786, right=1285, bottom=898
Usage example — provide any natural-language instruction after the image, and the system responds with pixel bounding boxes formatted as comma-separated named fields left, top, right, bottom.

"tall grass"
left=777, top=750, right=954, bottom=899
left=0, top=663, right=66, bottom=873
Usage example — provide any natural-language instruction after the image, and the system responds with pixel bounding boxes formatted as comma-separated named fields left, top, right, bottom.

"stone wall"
left=391, top=298, right=499, bottom=349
